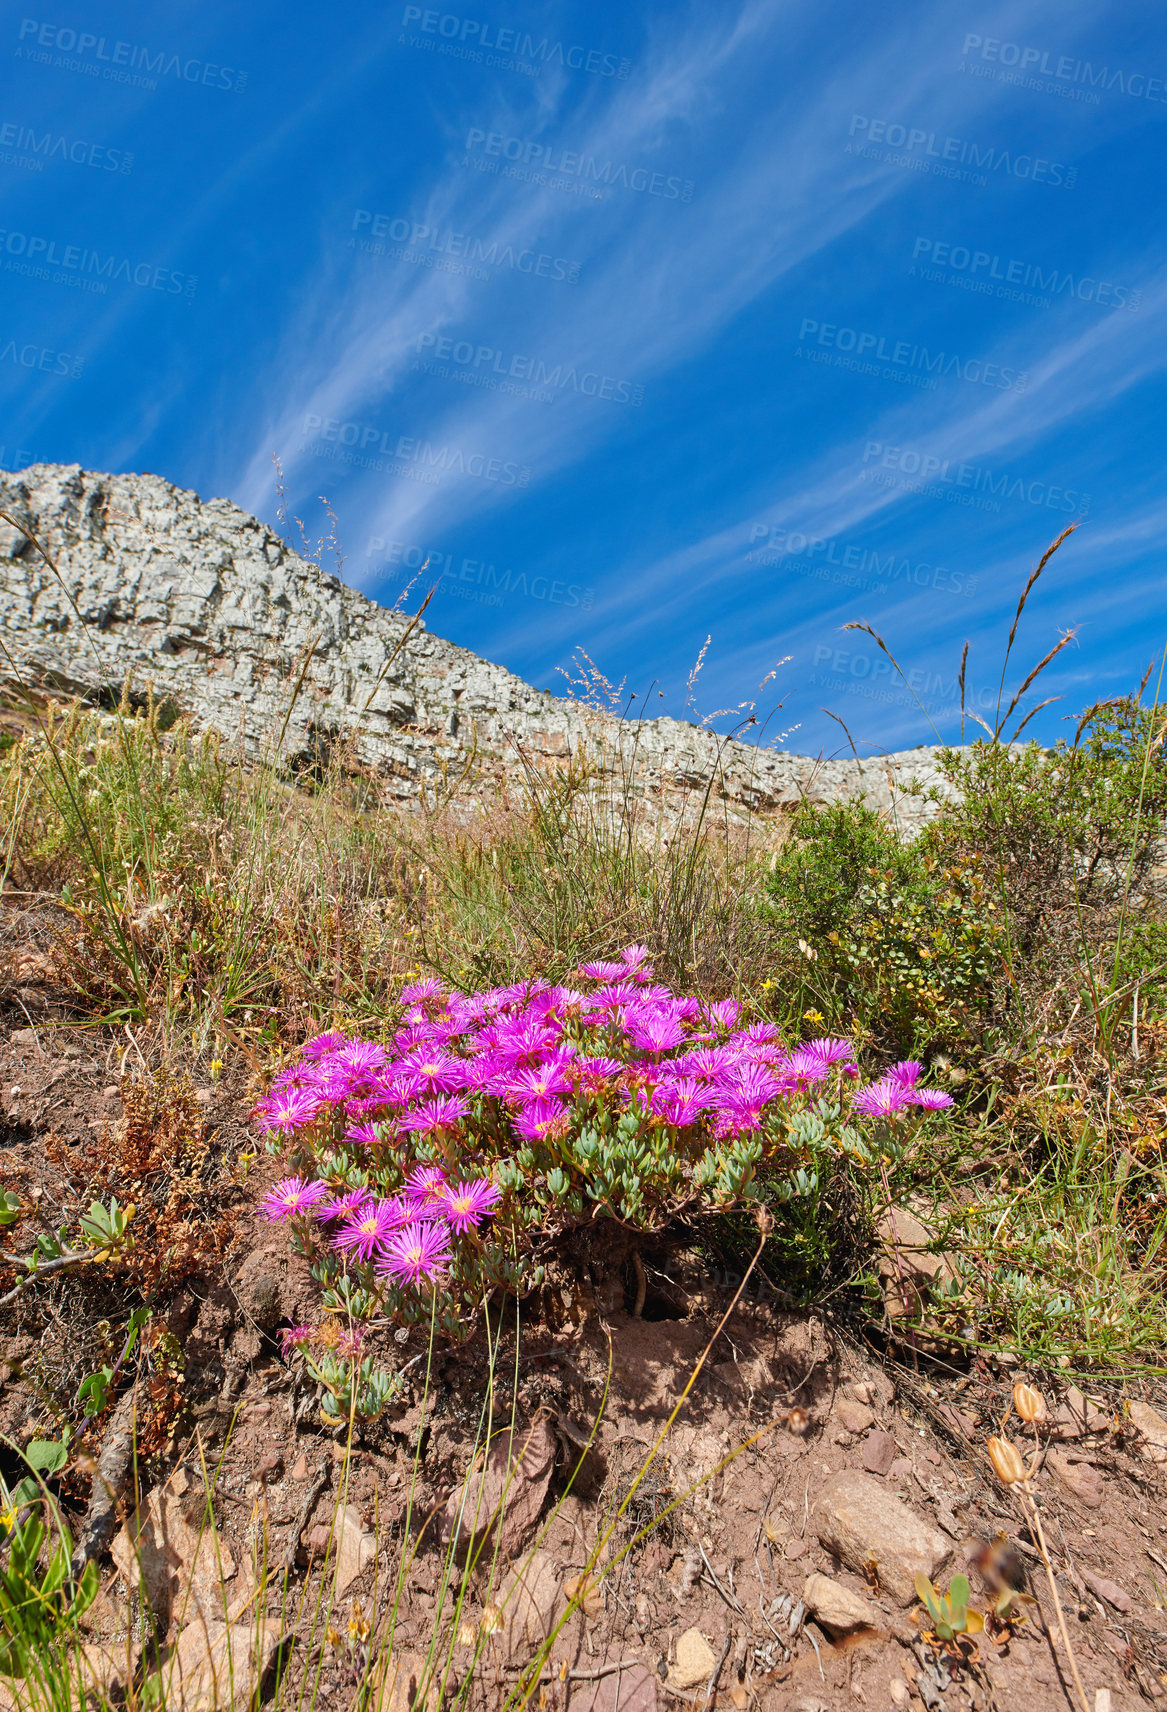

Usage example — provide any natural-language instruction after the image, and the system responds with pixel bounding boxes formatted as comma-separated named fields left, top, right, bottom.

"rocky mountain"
left=0, top=463, right=958, bottom=830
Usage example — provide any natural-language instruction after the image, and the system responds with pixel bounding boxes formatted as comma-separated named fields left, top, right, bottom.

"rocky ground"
left=4, top=1017, right=1167, bottom=1712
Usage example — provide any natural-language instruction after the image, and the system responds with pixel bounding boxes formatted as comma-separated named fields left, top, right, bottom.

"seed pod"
left=1013, top=1381, right=1047, bottom=1424
left=987, top=1435, right=1027, bottom=1485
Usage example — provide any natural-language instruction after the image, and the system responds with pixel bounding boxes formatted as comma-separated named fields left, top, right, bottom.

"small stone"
left=836, top=1399, right=876, bottom=1435
left=1083, top=1572, right=1133, bottom=1614
left=862, top=1431, right=899, bottom=1477
left=784, top=1536, right=807, bottom=1560
left=889, top=1680, right=909, bottom=1708
left=290, top=1454, right=309, bottom=1480
left=9, top=1029, right=39, bottom=1051
left=256, top=1452, right=284, bottom=1484
left=844, top=1381, right=876, bottom=1407
left=101, top=1086, right=119, bottom=1101
left=1051, top=1385, right=1108, bottom=1440
left=195, top=1088, right=214, bottom=1106
left=1047, top=1448, right=1104, bottom=1509
left=811, top=1470, right=950, bottom=1606
left=668, top=1628, right=716, bottom=1691
left=802, top=1572, right=880, bottom=1635
left=887, top=1457, right=913, bottom=1481
left=1128, top=1400, right=1167, bottom=1463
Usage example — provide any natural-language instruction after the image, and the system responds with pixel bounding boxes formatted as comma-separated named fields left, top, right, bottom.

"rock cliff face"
left=0, top=463, right=958, bottom=830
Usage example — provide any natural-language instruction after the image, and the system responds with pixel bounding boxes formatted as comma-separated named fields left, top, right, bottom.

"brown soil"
left=3, top=1017, right=1167, bottom=1712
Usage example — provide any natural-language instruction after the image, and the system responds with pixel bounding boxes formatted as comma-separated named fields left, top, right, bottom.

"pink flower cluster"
left=850, top=1059, right=953, bottom=1117
left=258, top=1166, right=499, bottom=1284
left=253, top=946, right=952, bottom=1277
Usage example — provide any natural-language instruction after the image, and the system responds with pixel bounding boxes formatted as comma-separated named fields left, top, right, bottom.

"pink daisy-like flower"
left=301, top=1030, right=347, bottom=1059
left=679, top=1045, right=741, bottom=1079
left=378, top=1219, right=453, bottom=1286
left=344, top=1119, right=390, bottom=1147
left=442, top=1178, right=501, bottom=1233
left=333, top=1039, right=388, bottom=1081
left=621, top=943, right=651, bottom=968
left=331, top=1198, right=402, bottom=1262
left=577, top=960, right=630, bottom=981
left=400, top=977, right=447, bottom=1005
left=254, top=1085, right=322, bottom=1135
left=398, top=1094, right=471, bottom=1133
left=779, top=1047, right=830, bottom=1088
left=704, top=999, right=742, bottom=1031
left=258, top=1177, right=329, bottom=1220
left=280, top=1323, right=315, bottom=1354
left=576, top=1055, right=624, bottom=1080
left=403, top=1164, right=450, bottom=1214
left=887, top=1059, right=923, bottom=1087
left=625, top=1010, right=687, bottom=1054
left=514, top=1097, right=568, bottom=1141
left=713, top=1062, right=783, bottom=1132
left=507, top=1060, right=574, bottom=1101
left=316, top=1187, right=372, bottom=1222
left=851, top=1077, right=913, bottom=1118
left=906, top=1088, right=954, bottom=1109
left=587, top=981, right=643, bottom=1009
left=739, top=1021, right=782, bottom=1043
left=651, top=1077, right=709, bottom=1126
left=803, top=1037, right=857, bottom=1070
left=396, top=1048, right=465, bottom=1094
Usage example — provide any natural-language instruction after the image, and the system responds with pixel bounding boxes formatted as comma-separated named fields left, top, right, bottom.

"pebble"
left=836, top=1399, right=876, bottom=1436
left=811, top=1470, right=950, bottom=1606
left=802, top=1572, right=880, bottom=1635
left=1047, top=1447, right=1104, bottom=1509
left=861, top=1430, right=899, bottom=1477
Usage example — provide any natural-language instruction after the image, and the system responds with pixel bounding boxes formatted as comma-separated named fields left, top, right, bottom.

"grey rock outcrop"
left=0, top=463, right=960, bottom=831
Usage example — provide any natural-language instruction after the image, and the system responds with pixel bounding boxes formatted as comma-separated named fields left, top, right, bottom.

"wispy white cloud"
left=234, top=0, right=1080, bottom=544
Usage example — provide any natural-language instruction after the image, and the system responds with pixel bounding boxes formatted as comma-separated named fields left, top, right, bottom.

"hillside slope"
left=0, top=463, right=954, bottom=827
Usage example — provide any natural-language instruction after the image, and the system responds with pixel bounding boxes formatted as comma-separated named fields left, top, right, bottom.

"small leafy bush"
left=927, top=699, right=1167, bottom=1035
left=256, top=945, right=951, bottom=1420
left=762, top=800, right=1003, bottom=1055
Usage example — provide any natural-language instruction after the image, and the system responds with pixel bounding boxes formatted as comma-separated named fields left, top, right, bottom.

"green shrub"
left=761, top=799, right=1003, bottom=1056
left=927, top=701, right=1167, bottom=1016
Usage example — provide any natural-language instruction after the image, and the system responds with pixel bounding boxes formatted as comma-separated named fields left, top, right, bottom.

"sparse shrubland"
left=1, top=526, right=1166, bottom=1710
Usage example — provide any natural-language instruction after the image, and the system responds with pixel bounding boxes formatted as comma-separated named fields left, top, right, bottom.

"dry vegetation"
left=1, top=529, right=1166, bottom=1710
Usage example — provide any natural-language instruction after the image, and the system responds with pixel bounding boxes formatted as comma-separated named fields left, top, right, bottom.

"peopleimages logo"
left=414, top=333, right=643, bottom=407
left=367, top=537, right=594, bottom=610
left=15, top=19, right=247, bottom=92
left=910, top=237, right=1140, bottom=314
left=961, top=34, right=1167, bottom=104
left=747, top=525, right=977, bottom=600
left=0, top=118, right=134, bottom=174
left=861, top=442, right=1091, bottom=519
left=303, top=414, right=531, bottom=487
left=0, top=228, right=196, bottom=297
left=399, top=8, right=629, bottom=78
left=463, top=128, right=694, bottom=201
left=811, top=645, right=999, bottom=712
left=351, top=211, right=581, bottom=285
left=848, top=114, right=1076, bottom=188
left=797, top=318, right=1028, bottom=392
left=0, top=334, right=83, bottom=379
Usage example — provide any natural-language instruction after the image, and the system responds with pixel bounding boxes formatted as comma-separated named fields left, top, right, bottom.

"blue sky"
left=2, top=0, right=1165, bottom=756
